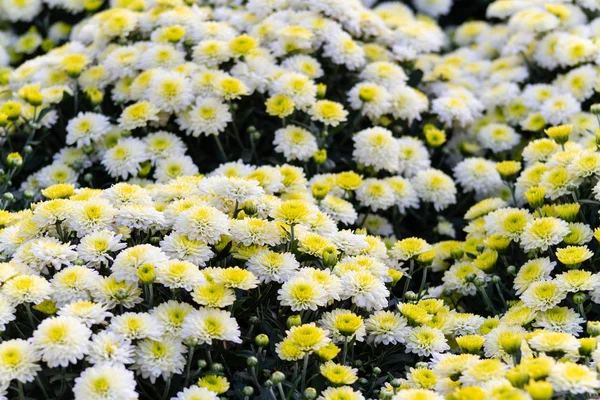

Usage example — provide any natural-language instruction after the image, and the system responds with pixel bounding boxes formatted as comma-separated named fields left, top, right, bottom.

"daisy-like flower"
left=73, top=363, right=138, bottom=400
left=109, top=312, right=163, bottom=341
left=513, top=257, right=555, bottom=295
left=77, top=229, right=126, bottom=267
left=246, top=249, right=299, bottom=284
left=174, top=205, right=230, bottom=245
left=66, top=112, right=111, bottom=148
left=185, top=97, right=232, bottom=137
left=352, top=127, right=399, bottom=172
left=320, top=309, right=366, bottom=343
left=171, top=386, right=218, bottom=400
left=2, top=274, right=51, bottom=305
left=0, top=339, right=41, bottom=384
left=118, top=101, right=160, bottom=131
left=520, top=217, right=570, bottom=251
left=159, top=232, right=214, bottom=267
left=364, top=310, right=410, bottom=345
left=274, top=126, right=318, bottom=162
left=278, top=276, right=328, bottom=311
left=31, top=316, right=92, bottom=368
left=548, top=362, right=600, bottom=394
left=340, top=271, right=389, bottom=311
left=156, top=259, right=205, bottom=291
left=101, top=138, right=148, bottom=180
left=180, top=307, right=241, bottom=345
left=311, top=100, right=348, bottom=127
left=87, top=332, right=135, bottom=366
left=56, top=299, right=110, bottom=327
left=521, top=280, right=566, bottom=311
left=133, top=337, right=186, bottom=383
left=405, top=326, right=449, bottom=357
left=411, top=169, right=457, bottom=211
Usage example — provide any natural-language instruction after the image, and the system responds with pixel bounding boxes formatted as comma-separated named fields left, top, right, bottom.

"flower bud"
left=270, top=371, right=285, bottom=384
left=316, top=83, right=327, bottom=98
left=322, top=246, right=338, bottom=268
left=6, top=152, right=22, bottom=168
left=197, top=360, right=208, bottom=369
left=579, top=337, right=597, bottom=357
left=525, top=380, right=553, bottom=400
left=390, top=379, right=402, bottom=388
left=573, top=292, right=587, bottom=305
left=313, top=149, right=327, bottom=165
left=287, top=315, right=301, bottom=328
left=255, top=334, right=269, bottom=347
left=210, top=363, right=224, bottom=373
left=372, top=367, right=381, bottom=376
left=137, top=263, right=156, bottom=284
left=3, top=192, right=14, bottom=202
left=242, top=386, right=254, bottom=396
left=587, top=321, right=600, bottom=337
left=296, top=388, right=315, bottom=400
left=545, top=124, right=571, bottom=145
left=246, top=356, right=258, bottom=367
left=506, top=366, right=529, bottom=388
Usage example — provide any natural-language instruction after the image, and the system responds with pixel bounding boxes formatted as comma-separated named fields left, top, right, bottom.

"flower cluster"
left=3, top=0, right=600, bottom=399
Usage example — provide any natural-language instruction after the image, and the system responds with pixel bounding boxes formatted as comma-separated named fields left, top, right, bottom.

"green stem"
left=184, top=345, right=195, bottom=387
left=214, top=135, right=228, bottom=162
left=17, top=381, right=24, bottom=400
left=301, top=353, right=309, bottom=392
left=342, top=337, right=349, bottom=365
left=401, top=259, right=415, bottom=301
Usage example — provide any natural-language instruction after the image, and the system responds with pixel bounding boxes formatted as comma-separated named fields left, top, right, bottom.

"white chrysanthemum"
left=66, top=112, right=111, bottom=148
left=0, top=339, right=40, bottom=384
left=111, top=244, right=169, bottom=284
left=520, top=217, right=570, bottom=252
left=50, top=266, right=100, bottom=306
left=150, top=300, right=193, bottom=338
left=411, top=169, right=456, bottom=211
left=396, top=137, right=431, bottom=178
left=514, top=257, right=555, bottom=295
left=0, top=296, right=16, bottom=331
left=77, top=229, right=126, bottom=267
left=159, top=232, right=214, bottom=266
left=29, top=237, right=77, bottom=272
left=180, top=307, right=242, bottom=345
left=199, top=175, right=264, bottom=204
left=87, top=331, right=135, bottom=366
left=533, top=307, right=585, bottom=336
left=413, top=0, right=452, bottom=17
left=154, top=155, right=199, bottom=183
left=116, top=204, right=166, bottom=231
left=31, top=316, right=91, bottom=368
left=184, top=97, right=232, bottom=137
left=355, top=179, right=396, bottom=212
left=442, top=261, right=487, bottom=296
left=2, top=274, right=51, bottom=305
left=478, top=123, right=521, bottom=153
left=364, top=310, right=410, bottom=345
left=352, top=127, right=399, bottom=172
left=247, top=249, right=299, bottom=284
left=171, top=386, right=218, bottom=400
left=143, top=131, right=187, bottom=164
left=273, top=125, right=318, bottom=162
left=330, top=230, right=369, bottom=256
left=347, top=81, right=391, bottom=119
left=340, top=271, right=388, bottom=311
left=192, top=39, right=232, bottom=67
left=432, top=96, right=475, bottom=127
left=58, top=300, right=111, bottom=327
left=139, top=44, right=185, bottom=70
left=2, top=0, right=41, bottom=22
left=272, top=72, right=316, bottom=109
left=406, top=326, right=449, bottom=357
left=540, top=93, right=581, bottom=126
left=454, top=158, right=502, bottom=196
left=548, top=362, right=600, bottom=395
left=156, top=259, right=205, bottom=291
left=323, top=32, right=366, bottom=70
left=174, top=204, right=230, bottom=245
left=36, top=162, right=78, bottom=189
left=102, top=138, right=148, bottom=180
left=390, top=86, right=428, bottom=123
left=230, top=218, right=281, bottom=246
left=278, top=276, right=328, bottom=311
left=521, top=280, right=566, bottom=312
left=133, top=337, right=186, bottom=383
left=319, top=196, right=358, bottom=225
left=483, top=323, right=526, bottom=360
left=109, top=312, right=163, bottom=341
left=118, top=101, right=160, bottom=131
left=73, top=363, right=138, bottom=400
left=319, top=309, right=366, bottom=343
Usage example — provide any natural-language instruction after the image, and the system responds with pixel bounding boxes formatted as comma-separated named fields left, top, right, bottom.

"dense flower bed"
left=2, top=0, right=600, bottom=399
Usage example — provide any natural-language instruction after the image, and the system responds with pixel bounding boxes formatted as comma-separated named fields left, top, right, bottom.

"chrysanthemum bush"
left=5, top=0, right=600, bottom=399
